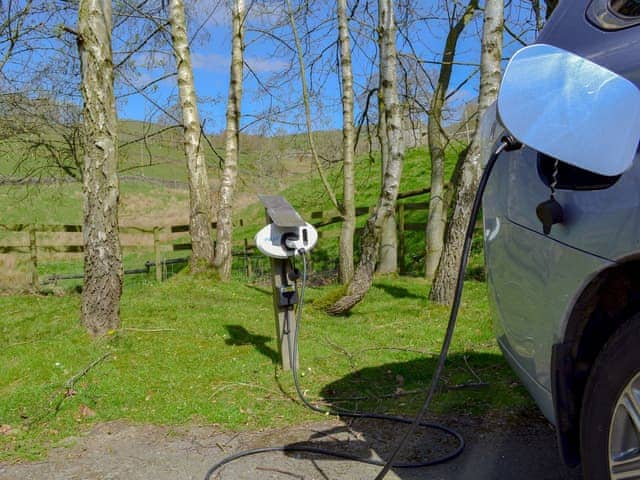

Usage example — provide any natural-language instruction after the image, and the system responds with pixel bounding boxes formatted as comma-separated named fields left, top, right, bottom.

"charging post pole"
left=258, top=195, right=305, bottom=371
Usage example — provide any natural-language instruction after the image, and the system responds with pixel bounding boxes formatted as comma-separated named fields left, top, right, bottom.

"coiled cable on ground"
left=204, top=139, right=512, bottom=480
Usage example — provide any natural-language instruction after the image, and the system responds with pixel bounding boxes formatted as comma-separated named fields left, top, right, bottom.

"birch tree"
left=327, top=0, right=404, bottom=315
left=337, top=0, right=356, bottom=284
left=376, top=112, right=397, bottom=274
left=423, top=0, right=478, bottom=281
left=530, top=0, right=557, bottom=31
left=214, top=0, right=245, bottom=280
left=169, top=0, right=214, bottom=272
left=285, top=0, right=340, bottom=212
left=430, top=0, right=503, bottom=304
left=77, top=0, right=123, bottom=335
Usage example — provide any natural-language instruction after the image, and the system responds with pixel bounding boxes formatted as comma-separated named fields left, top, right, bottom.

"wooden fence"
left=0, top=200, right=431, bottom=288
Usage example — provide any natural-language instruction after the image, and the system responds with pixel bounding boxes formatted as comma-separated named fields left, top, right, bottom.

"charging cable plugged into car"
left=204, top=137, right=519, bottom=480
left=204, top=44, right=640, bottom=480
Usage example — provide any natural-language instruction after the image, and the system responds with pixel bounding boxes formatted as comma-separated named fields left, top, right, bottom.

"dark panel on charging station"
left=258, top=195, right=306, bottom=227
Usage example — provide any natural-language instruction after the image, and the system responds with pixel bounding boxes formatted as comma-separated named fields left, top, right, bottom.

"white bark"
left=78, top=0, right=123, bottom=335
left=169, top=0, right=214, bottom=272
left=430, top=0, right=503, bottom=304
left=327, top=0, right=404, bottom=315
left=337, top=0, right=356, bottom=284
left=286, top=0, right=340, bottom=212
left=215, top=0, right=245, bottom=281
left=424, top=0, right=478, bottom=281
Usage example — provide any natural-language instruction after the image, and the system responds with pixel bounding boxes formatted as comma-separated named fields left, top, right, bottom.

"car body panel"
left=483, top=157, right=614, bottom=422
left=502, top=145, right=640, bottom=263
left=539, top=1, right=640, bottom=87
left=483, top=0, right=640, bottom=430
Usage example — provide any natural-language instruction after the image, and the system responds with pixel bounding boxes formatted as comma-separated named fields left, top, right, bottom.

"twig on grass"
left=6, top=339, right=43, bottom=348
left=210, top=382, right=288, bottom=400
left=353, top=346, right=430, bottom=356
left=53, top=352, right=113, bottom=412
left=315, top=379, right=490, bottom=405
left=463, top=354, right=483, bottom=384
left=121, top=327, right=177, bottom=333
left=445, top=381, right=489, bottom=390
left=321, top=336, right=356, bottom=369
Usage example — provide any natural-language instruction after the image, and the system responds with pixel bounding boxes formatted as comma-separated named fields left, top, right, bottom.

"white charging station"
left=254, top=222, right=318, bottom=259
left=255, top=195, right=318, bottom=370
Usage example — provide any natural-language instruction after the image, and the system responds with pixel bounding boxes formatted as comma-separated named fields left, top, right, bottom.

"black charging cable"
left=203, top=251, right=463, bottom=479
left=204, top=138, right=517, bottom=480
left=373, top=136, right=517, bottom=479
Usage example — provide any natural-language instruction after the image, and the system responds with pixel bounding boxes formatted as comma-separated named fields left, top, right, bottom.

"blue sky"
left=116, top=1, right=539, bottom=135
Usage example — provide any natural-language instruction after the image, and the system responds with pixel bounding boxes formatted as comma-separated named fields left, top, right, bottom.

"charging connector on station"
left=278, top=284, right=298, bottom=307
left=209, top=149, right=517, bottom=480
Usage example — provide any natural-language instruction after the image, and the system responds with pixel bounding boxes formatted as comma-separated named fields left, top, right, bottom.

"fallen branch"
left=210, top=382, right=286, bottom=400
left=446, top=381, right=489, bottom=390
left=353, top=346, right=430, bottom=356
left=321, top=336, right=356, bottom=369
left=121, top=327, right=177, bottom=333
left=53, top=352, right=113, bottom=412
left=463, top=354, right=484, bottom=384
left=6, top=339, right=43, bottom=349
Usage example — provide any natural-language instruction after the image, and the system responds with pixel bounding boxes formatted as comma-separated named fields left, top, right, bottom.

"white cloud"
left=191, top=52, right=289, bottom=74
left=191, top=52, right=230, bottom=73
left=245, top=56, right=290, bottom=73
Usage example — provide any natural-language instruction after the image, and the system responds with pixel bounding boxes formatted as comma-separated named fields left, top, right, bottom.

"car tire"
left=580, top=314, right=640, bottom=480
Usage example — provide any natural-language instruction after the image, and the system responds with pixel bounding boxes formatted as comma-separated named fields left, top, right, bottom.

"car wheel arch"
left=552, top=257, right=640, bottom=466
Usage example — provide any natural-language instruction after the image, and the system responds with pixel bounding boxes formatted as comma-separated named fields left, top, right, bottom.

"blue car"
left=482, top=1, right=640, bottom=479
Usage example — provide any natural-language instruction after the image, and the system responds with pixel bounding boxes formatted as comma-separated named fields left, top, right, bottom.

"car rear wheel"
left=580, top=315, right=640, bottom=480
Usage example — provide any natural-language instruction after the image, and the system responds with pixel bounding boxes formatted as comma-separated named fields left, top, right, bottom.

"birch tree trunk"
left=530, top=0, right=544, bottom=32
left=430, top=0, right=503, bottom=305
left=531, top=0, right=557, bottom=31
left=286, top=0, right=340, bottom=212
left=169, top=0, right=214, bottom=272
left=214, top=0, right=244, bottom=281
left=376, top=22, right=397, bottom=275
left=337, top=0, right=356, bottom=284
left=327, top=0, right=403, bottom=315
left=423, top=0, right=478, bottom=282
left=78, top=0, right=123, bottom=335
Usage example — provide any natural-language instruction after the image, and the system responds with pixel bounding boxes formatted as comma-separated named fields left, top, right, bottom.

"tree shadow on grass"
left=223, top=324, right=279, bottom=364
left=375, top=283, right=425, bottom=300
left=244, top=284, right=272, bottom=296
left=279, top=353, right=576, bottom=479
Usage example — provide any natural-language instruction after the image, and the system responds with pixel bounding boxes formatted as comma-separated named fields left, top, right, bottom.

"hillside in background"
left=1, top=119, right=350, bottom=226
left=0, top=118, right=467, bottom=288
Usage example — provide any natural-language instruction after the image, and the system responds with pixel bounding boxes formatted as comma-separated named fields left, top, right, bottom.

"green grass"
left=0, top=181, right=191, bottom=226
left=0, top=274, right=533, bottom=462
left=235, top=144, right=470, bottom=276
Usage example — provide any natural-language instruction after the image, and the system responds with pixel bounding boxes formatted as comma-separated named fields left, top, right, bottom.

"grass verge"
left=0, top=274, right=533, bottom=463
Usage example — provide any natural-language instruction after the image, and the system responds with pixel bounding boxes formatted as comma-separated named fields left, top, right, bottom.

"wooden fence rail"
left=0, top=200, right=431, bottom=288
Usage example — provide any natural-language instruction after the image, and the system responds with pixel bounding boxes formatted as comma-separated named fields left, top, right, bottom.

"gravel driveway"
left=0, top=410, right=583, bottom=480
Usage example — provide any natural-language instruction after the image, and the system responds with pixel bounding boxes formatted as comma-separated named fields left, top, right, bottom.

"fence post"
left=240, top=219, right=252, bottom=278
left=397, top=203, right=406, bottom=274
left=153, top=227, right=162, bottom=282
left=29, top=228, right=38, bottom=289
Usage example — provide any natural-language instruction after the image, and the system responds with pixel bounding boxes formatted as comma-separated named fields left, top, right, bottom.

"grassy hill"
left=0, top=118, right=469, bottom=287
